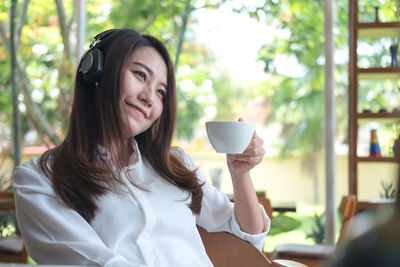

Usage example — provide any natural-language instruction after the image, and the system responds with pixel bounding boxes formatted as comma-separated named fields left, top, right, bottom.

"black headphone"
left=79, top=29, right=117, bottom=85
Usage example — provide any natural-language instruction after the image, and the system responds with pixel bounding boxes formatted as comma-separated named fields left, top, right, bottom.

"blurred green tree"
left=239, top=0, right=350, bottom=203
left=109, top=0, right=232, bottom=139
left=243, top=0, right=398, bottom=203
left=0, top=0, right=235, bottom=148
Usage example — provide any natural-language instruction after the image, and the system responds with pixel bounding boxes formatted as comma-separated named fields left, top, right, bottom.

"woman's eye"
left=134, top=71, right=146, bottom=81
left=157, top=89, right=166, bottom=99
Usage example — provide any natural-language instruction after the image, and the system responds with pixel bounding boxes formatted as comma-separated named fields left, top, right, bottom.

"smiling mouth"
left=125, top=102, right=147, bottom=118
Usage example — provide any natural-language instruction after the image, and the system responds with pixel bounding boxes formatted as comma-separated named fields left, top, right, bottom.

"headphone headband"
left=90, top=29, right=117, bottom=49
left=79, top=29, right=117, bottom=85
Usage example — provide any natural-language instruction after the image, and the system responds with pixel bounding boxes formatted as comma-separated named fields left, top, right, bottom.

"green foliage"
left=211, top=71, right=238, bottom=121
left=380, top=181, right=396, bottom=200
left=110, top=0, right=183, bottom=36
left=256, top=190, right=266, bottom=197
left=4, top=0, right=397, bottom=149
left=109, top=0, right=234, bottom=139
left=253, top=0, right=350, bottom=159
left=173, top=42, right=238, bottom=138
left=1, top=0, right=233, bottom=144
left=358, top=0, right=399, bottom=22
left=0, top=211, right=16, bottom=238
left=175, top=89, right=203, bottom=139
left=306, top=211, right=326, bottom=244
left=0, top=0, right=77, bottom=145
left=269, top=213, right=301, bottom=236
left=0, top=63, right=12, bottom=119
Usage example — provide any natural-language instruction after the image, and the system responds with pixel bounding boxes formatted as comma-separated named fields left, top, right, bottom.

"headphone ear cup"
left=79, top=48, right=104, bottom=84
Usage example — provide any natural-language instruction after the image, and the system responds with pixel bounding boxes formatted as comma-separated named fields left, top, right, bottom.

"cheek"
left=155, top=103, right=164, bottom=120
left=118, top=101, right=131, bottom=126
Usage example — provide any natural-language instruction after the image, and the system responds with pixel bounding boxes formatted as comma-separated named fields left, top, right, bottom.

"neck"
left=108, top=138, right=133, bottom=170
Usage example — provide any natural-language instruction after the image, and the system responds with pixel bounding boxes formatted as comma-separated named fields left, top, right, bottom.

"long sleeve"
left=14, top=148, right=267, bottom=266
left=13, top=158, right=144, bottom=267
left=172, top=148, right=270, bottom=251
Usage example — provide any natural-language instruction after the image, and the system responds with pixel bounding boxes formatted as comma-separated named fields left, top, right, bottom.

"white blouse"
left=13, top=142, right=270, bottom=266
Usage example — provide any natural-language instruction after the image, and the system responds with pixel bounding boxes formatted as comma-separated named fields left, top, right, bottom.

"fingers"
left=242, top=132, right=264, bottom=155
left=228, top=131, right=264, bottom=166
left=227, top=153, right=263, bottom=174
left=231, top=117, right=265, bottom=159
left=229, top=154, right=264, bottom=166
left=227, top=118, right=265, bottom=173
left=229, top=139, right=264, bottom=163
left=231, top=148, right=264, bottom=161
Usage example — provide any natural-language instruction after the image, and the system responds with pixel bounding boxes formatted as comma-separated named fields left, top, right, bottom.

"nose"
left=138, top=87, right=154, bottom=106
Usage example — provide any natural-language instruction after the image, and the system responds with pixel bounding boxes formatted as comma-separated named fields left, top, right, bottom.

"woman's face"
left=120, top=46, right=167, bottom=139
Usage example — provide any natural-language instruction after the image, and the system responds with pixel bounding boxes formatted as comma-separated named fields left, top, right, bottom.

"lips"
left=125, top=101, right=147, bottom=118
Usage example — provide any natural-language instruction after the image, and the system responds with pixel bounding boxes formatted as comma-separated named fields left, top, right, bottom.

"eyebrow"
left=132, top=62, right=152, bottom=75
left=132, top=61, right=167, bottom=89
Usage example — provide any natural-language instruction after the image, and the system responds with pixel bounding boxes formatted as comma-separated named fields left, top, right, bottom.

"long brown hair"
left=40, top=29, right=203, bottom=222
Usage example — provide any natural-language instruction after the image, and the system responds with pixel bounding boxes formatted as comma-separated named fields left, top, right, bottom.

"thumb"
left=238, top=117, right=255, bottom=137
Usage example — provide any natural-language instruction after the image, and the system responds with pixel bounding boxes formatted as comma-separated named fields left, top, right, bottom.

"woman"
left=13, top=29, right=269, bottom=266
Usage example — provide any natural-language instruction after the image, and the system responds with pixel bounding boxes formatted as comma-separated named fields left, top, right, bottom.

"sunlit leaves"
left=252, top=0, right=351, bottom=157
left=108, top=0, right=234, bottom=139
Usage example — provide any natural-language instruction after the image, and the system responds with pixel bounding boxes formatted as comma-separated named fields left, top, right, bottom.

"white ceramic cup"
left=205, top=121, right=255, bottom=154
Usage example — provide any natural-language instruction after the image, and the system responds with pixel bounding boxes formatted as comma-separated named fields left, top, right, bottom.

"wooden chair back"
left=231, top=196, right=274, bottom=219
left=336, top=194, right=357, bottom=250
left=197, top=226, right=272, bottom=267
left=0, top=191, right=28, bottom=263
left=197, top=226, right=308, bottom=267
left=271, top=195, right=358, bottom=266
left=258, top=197, right=274, bottom=219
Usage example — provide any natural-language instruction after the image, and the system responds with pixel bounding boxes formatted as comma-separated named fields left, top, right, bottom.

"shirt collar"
left=97, top=138, right=142, bottom=171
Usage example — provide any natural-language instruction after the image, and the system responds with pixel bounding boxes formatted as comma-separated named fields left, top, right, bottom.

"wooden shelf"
left=348, top=0, right=399, bottom=197
left=358, top=21, right=400, bottom=39
left=356, top=156, right=398, bottom=163
left=358, top=67, right=400, bottom=80
left=357, top=200, right=395, bottom=212
left=357, top=112, right=400, bottom=120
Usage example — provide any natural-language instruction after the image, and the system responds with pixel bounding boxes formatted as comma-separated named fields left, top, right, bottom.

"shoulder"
left=13, top=156, right=53, bottom=193
left=170, top=146, right=197, bottom=170
left=14, top=156, right=42, bottom=178
left=170, top=146, right=185, bottom=158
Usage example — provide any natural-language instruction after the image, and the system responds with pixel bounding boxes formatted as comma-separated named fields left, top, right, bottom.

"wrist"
left=231, top=172, right=252, bottom=192
left=230, top=170, right=250, bottom=181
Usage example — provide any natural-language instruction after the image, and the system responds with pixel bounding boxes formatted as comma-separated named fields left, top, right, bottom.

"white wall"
left=189, top=151, right=398, bottom=206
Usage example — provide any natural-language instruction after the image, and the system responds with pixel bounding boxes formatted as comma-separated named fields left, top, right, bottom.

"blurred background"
left=0, top=0, right=399, bottom=254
